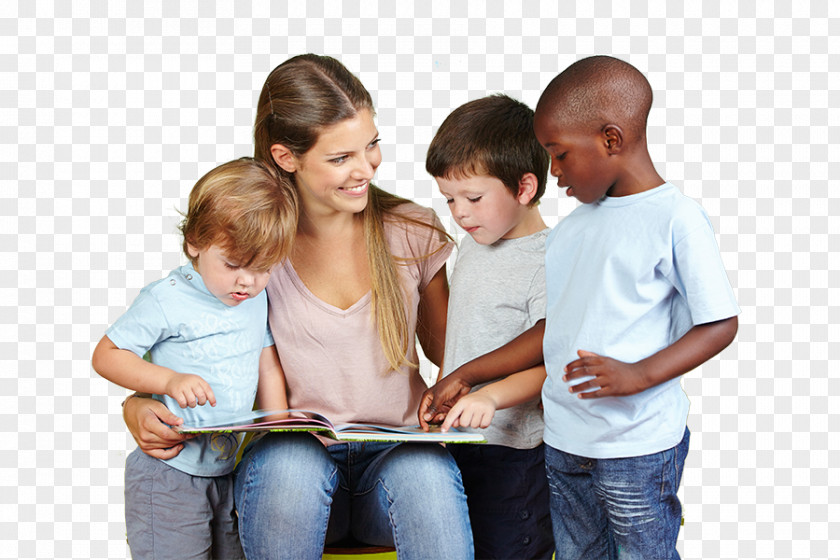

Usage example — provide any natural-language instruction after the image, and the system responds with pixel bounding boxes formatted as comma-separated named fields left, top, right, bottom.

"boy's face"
left=533, top=115, right=616, bottom=204
left=187, top=243, right=272, bottom=307
left=436, top=174, right=530, bottom=245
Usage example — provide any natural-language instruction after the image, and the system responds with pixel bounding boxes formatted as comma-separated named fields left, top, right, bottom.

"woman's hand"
left=123, top=394, right=191, bottom=460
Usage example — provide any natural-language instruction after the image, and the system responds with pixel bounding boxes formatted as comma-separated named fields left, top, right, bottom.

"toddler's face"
left=436, top=174, right=529, bottom=245
left=187, top=243, right=273, bottom=306
left=533, top=115, right=615, bottom=204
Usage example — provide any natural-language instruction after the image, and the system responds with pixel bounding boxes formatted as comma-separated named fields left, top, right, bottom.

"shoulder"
left=383, top=201, right=450, bottom=248
left=385, top=200, right=441, bottom=228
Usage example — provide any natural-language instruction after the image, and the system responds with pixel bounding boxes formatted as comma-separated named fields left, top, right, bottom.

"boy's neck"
left=608, top=149, right=665, bottom=198
left=502, top=205, right=547, bottom=240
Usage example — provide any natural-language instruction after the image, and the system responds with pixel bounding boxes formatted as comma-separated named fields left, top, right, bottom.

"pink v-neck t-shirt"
left=266, top=203, right=453, bottom=429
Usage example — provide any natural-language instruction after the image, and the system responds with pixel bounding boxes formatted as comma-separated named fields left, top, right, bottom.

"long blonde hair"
left=254, top=54, right=447, bottom=372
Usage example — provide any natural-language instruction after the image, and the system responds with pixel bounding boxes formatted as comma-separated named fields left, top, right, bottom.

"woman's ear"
left=270, top=144, right=298, bottom=173
left=516, top=173, right=539, bottom=205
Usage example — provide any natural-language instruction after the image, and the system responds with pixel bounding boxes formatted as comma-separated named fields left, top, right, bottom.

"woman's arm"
left=122, top=393, right=190, bottom=460
left=416, top=265, right=449, bottom=368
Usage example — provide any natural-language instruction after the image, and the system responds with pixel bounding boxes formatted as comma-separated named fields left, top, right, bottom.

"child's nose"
left=452, top=200, right=469, bottom=219
left=237, top=271, right=254, bottom=286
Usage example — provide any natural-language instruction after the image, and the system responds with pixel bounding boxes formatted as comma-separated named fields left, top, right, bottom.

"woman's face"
left=291, top=109, right=382, bottom=217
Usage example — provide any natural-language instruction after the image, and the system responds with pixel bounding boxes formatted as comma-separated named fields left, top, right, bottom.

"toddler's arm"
left=92, top=335, right=216, bottom=409
left=440, top=366, right=546, bottom=432
left=419, top=319, right=545, bottom=429
left=255, top=345, right=288, bottom=411
left=564, top=316, right=738, bottom=398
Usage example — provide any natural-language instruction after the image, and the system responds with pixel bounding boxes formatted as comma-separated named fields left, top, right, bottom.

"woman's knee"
left=234, top=433, right=335, bottom=509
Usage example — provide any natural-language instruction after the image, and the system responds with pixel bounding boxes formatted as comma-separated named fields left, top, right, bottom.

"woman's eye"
left=331, top=155, right=348, bottom=164
left=368, top=138, right=381, bottom=149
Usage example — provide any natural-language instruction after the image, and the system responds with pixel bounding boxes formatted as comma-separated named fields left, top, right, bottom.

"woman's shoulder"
left=385, top=199, right=438, bottom=224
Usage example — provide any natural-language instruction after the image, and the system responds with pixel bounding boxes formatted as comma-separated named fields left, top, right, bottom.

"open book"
left=178, top=409, right=486, bottom=444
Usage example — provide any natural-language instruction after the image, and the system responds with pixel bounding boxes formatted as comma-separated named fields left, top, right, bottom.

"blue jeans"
left=545, top=428, right=689, bottom=560
left=233, top=432, right=474, bottom=560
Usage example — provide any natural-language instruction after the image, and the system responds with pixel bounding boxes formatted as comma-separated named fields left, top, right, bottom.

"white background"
left=1, top=1, right=837, bottom=558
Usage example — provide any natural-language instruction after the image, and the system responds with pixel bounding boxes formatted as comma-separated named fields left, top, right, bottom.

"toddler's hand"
left=563, top=350, right=647, bottom=398
left=418, top=375, right=472, bottom=430
left=164, top=373, right=217, bottom=408
left=440, top=393, right=497, bottom=433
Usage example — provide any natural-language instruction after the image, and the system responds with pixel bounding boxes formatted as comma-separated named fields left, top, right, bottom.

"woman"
left=122, top=54, right=473, bottom=559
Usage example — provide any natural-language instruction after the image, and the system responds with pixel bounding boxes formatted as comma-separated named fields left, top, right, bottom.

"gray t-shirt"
left=442, top=229, right=548, bottom=449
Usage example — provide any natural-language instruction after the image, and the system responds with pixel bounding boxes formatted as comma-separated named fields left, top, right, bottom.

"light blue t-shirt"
left=107, top=263, right=274, bottom=476
left=543, top=183, right=739, bottom=459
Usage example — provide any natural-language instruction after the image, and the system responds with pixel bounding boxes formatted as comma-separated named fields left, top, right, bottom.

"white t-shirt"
left=542, top=183, right=740, bottom=459
left=266, top=203, right=453, bottom=430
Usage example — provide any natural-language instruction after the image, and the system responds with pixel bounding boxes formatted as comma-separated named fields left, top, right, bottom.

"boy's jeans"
left=233, top=432, right=473, bottom=560
left=545, top=428, right=689, bottom=560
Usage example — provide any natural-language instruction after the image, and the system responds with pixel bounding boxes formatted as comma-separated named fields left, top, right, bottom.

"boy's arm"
left=255, top=345, right=288, bottom=411
left=92, top=335, right=216, bottom=408
left=564, top=316, right=738, bottom=398
left=418, top=319, right=545, bottom=428
left=440, top=366, right=546, bottom=432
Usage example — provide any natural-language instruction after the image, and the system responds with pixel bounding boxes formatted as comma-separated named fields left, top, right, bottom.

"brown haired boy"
left=421, top=94, right=554, bottom=559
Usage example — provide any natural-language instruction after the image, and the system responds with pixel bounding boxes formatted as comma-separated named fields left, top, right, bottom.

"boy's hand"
left=418, top=376, right=472, bottom=430
left=164, top=373, right=217, bottom=409
left=563, top=350, right=648, bottom=398
left=440, top=393, right=497, bottom=433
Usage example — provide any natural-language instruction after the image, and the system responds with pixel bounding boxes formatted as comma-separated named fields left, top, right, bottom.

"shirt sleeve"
left=671, top=213, right=740, bottom=326
left=392, top=204, right=454, bottom=290
left=263, top=321, right=274, bottom=348
left=105, top=286, right=173, bottom=357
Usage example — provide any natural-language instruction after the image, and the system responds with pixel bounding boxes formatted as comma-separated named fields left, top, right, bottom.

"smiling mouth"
left=340, top=183, right=368, bottom=195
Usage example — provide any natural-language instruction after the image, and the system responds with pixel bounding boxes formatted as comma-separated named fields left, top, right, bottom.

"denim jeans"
left=233, top=432, right=474, bottom=560
left=545, top=428, right=689, bottom=560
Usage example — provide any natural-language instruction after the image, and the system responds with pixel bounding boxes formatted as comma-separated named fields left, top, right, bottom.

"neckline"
left=283, top=261, right=372, bottom=316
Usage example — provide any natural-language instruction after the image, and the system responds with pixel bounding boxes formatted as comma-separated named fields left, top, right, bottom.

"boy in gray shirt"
left=420, top=94, right=553, bottom=559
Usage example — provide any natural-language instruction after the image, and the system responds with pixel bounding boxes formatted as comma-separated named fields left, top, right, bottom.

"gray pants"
left=124, top=448, right=244, bottom=560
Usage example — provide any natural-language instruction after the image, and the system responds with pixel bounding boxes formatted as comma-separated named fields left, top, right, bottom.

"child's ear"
left=270, top=144, right=298, bottom=173
left=603, top=124, right=623, bottom=154
left=516, top=173, right=539, bottom=205
left=186, top=241, right=201, bottom=259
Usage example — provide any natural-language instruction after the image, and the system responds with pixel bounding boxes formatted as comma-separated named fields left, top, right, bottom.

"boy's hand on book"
left=418, top=376, right=472, bottom=430
left=440, top=393, right=496, bottom=433
left=164, top=373, right=217, bottom=409
left=563, top=350, right=647, bottom=398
